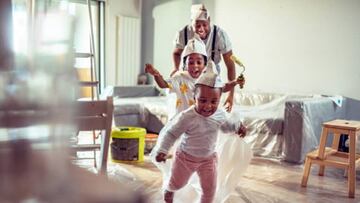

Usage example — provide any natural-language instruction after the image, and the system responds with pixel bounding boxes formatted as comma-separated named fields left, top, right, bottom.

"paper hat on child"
left=182, top=34, right=207, bottom=59
left=190, top=4, right=210, bottom=22
left=195, top=60, right=223, bottom=88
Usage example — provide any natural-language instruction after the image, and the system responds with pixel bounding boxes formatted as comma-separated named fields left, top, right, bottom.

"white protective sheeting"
left=110, top=86, right=354, bottom=163
left=150, top=110, right=253, bottom=203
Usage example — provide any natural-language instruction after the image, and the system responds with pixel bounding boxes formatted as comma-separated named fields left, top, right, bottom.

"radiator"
left=115, top=15, right=140, bottom=86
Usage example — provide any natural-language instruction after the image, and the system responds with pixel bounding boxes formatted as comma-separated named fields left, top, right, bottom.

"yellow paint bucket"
left=111, top=126, right=146, bottom=163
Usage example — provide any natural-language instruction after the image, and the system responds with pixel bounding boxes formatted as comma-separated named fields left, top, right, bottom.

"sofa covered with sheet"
left=231, top=92, right=348, bottom=163
left=283, top=96, right=347, bottom=163
left=106, top=85, right=350, bottom=163
left=103, top=85, right=168, bottom=134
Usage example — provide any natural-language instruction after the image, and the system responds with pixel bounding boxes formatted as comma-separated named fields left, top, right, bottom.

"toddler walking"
left=154, top=61, right=247, bottom=203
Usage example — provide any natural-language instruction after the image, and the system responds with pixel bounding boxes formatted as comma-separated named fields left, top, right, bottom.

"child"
left=145, top=35, right=244, bottom=115
left=154, top=61, right=247, bottom=203
left=145, top=35, right=207, bottom=114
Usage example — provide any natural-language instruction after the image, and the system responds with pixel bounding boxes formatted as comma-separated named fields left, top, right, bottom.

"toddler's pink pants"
left=167, top=150, right=217, bottom=203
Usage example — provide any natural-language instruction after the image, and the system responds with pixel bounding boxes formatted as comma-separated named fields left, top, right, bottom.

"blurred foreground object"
left=0, top=1, right=147, bottom=202
left=72, top=96, right=113, bottom=176
left=0, top=0, right=14, bottom=70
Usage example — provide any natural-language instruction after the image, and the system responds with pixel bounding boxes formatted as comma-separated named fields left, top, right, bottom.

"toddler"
left=155, top=61, right=247, bottom=203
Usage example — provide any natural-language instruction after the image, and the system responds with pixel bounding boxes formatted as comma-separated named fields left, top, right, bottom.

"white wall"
left=106, top=0, right=190, bottom=85
left=152, top=0, right=191, bottom=77
left=212, top=0, right=360, bottom=99
left=106, top=0, right=360, bottom=100
left=105, top=0, right=141, bottom=86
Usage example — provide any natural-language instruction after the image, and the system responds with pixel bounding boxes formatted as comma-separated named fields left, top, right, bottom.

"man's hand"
left=145, top=64, right=161, bottom=77
left=237, top=75, right=245, bottom=89
left=223, top=93, right=234, bottom=112
left=238, top=123, right=247, bottom=138
left=155, top=152, right=167, bottom=163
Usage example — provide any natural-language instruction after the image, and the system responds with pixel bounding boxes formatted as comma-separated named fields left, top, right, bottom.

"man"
left=171, top=4, right=236, bottom=112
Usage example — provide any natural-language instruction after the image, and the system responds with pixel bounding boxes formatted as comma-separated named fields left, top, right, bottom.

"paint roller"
left=230, top=55, right=245, bottom=89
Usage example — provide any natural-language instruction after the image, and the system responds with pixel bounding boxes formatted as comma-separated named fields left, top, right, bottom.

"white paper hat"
left=190, top=4, right=210, bottom=22
left=182, top=34, right=207, bottom=59
left=195, top=60, right=223, bottom=88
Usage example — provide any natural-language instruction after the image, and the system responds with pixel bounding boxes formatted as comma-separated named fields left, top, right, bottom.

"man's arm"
left=222, top=50, right=236, bottom=112
left=171, top=48, right=183, bottom=76
left=223, top=50, right=236, bottom=82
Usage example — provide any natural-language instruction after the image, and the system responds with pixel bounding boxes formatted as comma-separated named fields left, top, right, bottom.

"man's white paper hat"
left=195, top=60, right=223, bottom=88
left=182, top=34, right=207, bottom=59
left=190, top=4, right=210, bottom=22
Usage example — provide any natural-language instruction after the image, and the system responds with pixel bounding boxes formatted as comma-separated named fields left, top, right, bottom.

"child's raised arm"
left=145, top=64, right=169, bottom=88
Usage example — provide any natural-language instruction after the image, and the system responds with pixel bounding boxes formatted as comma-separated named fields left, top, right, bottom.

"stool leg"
left=348, top=131, right=356, bottom=198
left=331, top=133, right=341, bottom=150
left=318, top=127, right=328, bottom=159
left=318, top=165, right=325, bottom=176
left=317, top=127, right=328, bottom=176
left=301, top=157, right=312, bottom=187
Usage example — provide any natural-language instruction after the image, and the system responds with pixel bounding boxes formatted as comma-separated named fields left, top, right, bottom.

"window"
left=11, top=0, right=105, bottom=92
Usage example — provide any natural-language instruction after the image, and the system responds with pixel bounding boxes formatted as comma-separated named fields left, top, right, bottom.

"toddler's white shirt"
left=158, top=106, right=241, bottom=158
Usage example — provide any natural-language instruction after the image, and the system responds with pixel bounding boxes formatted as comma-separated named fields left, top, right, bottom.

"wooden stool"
left=301, top=119, right=360, bottom=198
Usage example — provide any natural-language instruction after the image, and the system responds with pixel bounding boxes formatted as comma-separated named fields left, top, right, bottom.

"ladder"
left=77, top=0, right=98, bottom=100
left=75, top=0, right=100, bottom=168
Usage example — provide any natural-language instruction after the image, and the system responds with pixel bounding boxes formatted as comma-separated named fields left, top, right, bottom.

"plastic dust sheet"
left=113, top=95, right=170, bottom=133
left=150, top=122, right=253, bottom=203
left=112, top=87, right=353, bottom=164
left=228, top=92, right=352, bottom=163
left=230, top=93, right=289, bottom=159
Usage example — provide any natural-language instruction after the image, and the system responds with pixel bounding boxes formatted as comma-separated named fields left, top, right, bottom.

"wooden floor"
left=76, top=155, right=360, bottom=203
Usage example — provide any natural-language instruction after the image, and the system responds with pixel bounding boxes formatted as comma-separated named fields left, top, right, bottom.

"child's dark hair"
left=182, top=55, right=207, bottom=71
left=194, top=84, right=223, bottom=96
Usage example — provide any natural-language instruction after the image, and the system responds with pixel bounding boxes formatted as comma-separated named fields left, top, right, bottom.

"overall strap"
left=183, top=25, right=188, bottom=45
left=182, top=25, right=188, bottom=70
left=211, top=25, right=217, bottom=61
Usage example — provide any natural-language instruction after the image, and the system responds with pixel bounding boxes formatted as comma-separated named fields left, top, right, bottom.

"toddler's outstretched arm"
left=220, top=119, right=247, bottom=138
left=145, top=64, right=169, bottom=88
left=155, top=152, right=167, bottom=163
left=222, top=76, right=245, bottom=92
left=237, top=123, right=247, bottom=138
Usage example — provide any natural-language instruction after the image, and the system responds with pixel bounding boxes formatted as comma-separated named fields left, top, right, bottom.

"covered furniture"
left=283, top=96, right=347, bottom=163
left=105, top=85, right=167, bottom=134
left=106, top=85, right=353, bottom=163
left=230, top=93, right=348, bottom=162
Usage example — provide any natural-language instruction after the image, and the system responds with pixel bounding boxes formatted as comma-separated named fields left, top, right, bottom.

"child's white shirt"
left=157, top=106, right=241, bottom=158
left=166, top=71, right=196, bottom=114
